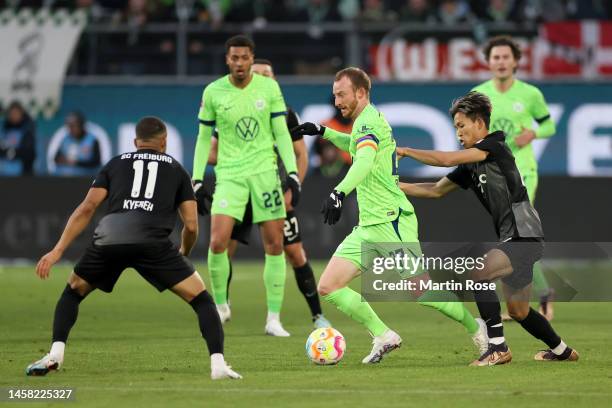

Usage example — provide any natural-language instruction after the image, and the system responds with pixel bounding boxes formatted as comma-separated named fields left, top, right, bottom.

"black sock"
left=293, top=262, right=322, bottom=317
left=517, top=307, right=562, bottom=349
left=473, top=281, right=504, bottom=343
left=189, top=290, right=224, bottom=355
left=226, top=261, right=233, bottom=302
left=52, top=284, right=86, bottom=343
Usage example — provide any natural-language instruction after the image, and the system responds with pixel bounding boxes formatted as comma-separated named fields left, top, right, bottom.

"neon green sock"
left=418, top=290, right=479, bottom=335
left=532, top=262, right=550, bottom=297
left=263, top=253, right=286, bottom=313
left=324, top=287, right=388, bottom=336
left=207, top=249, right=230, bottom=305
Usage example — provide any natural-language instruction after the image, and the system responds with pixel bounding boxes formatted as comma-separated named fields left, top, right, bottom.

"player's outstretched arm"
left=293, top=138, right=308, bottom=183
left=290, top=123, right=351, bottom=152
left=178, top=200, right=198, bottom=256
left=36, top=187, right=108, bottom=279
left=399, top=177, right=458, bottom=199
left=396, top=146, right=488, bottom=167
left=320, top=144, right=376, bottom=225
left=192, top=123, right=214, bottom=181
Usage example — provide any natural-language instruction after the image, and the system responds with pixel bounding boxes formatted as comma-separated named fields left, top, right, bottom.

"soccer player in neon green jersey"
left=291, top=67, right=488, bottom=363
left=473, top=35, right=556, bottom=320
left=192, top=35, right=301, bottom=337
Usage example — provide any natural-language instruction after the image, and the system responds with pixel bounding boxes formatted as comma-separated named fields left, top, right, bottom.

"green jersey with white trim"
left=198, top=74, right=287, bottom=179
left=350, top=104, right=414, bottom=226
left=473, top=79, right=552, bottom=174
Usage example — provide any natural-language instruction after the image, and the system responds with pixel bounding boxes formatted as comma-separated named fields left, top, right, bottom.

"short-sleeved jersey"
left=472, top=79, right=551, bottom=174
left=198, top=74, right=287, bottom=179
left=446, top=131, right=544, bottom=241
left=350, top=104, right=414, bottom=226
left=91, top=149, right=195, bottom=245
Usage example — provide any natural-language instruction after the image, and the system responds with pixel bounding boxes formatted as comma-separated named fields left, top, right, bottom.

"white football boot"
left=216, top=303, right=231, bottom=324
left=264, top=316, right=291, bottom=337
left=25, top=354, right=62, bottom=376
left=362, top=329, right=402, bottom=364
left=210, top=354, right=242, bottom=380
left=471, top=318, right=489, bottom=355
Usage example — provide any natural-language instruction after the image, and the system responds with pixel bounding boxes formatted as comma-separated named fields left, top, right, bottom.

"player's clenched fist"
left=290, top=122, right=326, bottom=138
left=321, top=190, right=345, bottom=225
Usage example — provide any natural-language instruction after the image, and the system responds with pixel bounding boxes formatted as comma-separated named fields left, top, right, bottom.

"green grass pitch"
left=1, top=261, right=611, bottom=407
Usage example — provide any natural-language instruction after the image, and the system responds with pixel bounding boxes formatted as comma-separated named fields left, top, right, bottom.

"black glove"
left=192, top=180, right=212, bottom=216
left=286, top=172, right=301, bottom=207
left=321, top=190, right=345, bottom=225
left=290, top=122, right=326, bottom=139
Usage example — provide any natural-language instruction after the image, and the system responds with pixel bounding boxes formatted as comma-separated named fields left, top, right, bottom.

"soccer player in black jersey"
left=201, top=59, right=331, bottom=329
left=397, top=91, right=579, bottom=366
left=26, top=117, right=241, bottom=380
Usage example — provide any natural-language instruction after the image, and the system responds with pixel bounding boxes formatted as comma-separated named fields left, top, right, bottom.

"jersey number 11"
left=131, top=160, right=159, bottom=199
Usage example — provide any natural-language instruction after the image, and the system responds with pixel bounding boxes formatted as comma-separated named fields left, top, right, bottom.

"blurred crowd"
left=0, top=103, right=102, bottom=177
left=1, top=0, right=611, bottom=25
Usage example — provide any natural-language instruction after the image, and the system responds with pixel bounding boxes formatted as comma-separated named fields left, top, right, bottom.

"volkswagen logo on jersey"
left=492, top=118, right=515, bottom=137
left=236, top=117, right=260, bottom=141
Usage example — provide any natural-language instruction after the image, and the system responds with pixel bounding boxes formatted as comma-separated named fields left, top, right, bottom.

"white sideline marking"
left=76, top=386, right=611, bottom=397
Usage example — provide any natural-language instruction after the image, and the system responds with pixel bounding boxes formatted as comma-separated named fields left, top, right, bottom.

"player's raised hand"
left=36, top=249, right=62, bottom=280
left=192, top=180, right=213, bottom=216
left=290, top=122, right=325, bottom=138
left=321, top=190, right=345, bottom=225
left=286, top=172, right=301, bottom=207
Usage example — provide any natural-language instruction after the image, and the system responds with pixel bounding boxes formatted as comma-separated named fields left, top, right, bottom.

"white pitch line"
left=74, top=386, right=611, bottom=397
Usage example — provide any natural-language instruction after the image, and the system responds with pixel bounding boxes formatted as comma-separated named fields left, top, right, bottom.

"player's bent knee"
left=507, top=303, right=529, bottom=321
left=68, top=272, right=94, bottom=297
left=285, top=245, right=306, bottom=267
left=172, top=272, right=206, bottom=303
left=209, top=237, right=229, bottom=254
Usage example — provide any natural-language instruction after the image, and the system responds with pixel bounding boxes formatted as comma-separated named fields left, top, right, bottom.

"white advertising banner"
left=0, top=9, right=86, bottom=118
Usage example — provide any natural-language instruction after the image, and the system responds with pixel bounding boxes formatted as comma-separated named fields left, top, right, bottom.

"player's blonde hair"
left=334, top=67, right=371, bottom=95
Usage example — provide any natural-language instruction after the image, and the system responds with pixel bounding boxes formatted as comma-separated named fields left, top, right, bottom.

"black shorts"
left=231, top=200, right=254, bottom=245
left=74, top=241, right=195, bottom=293
left=283, top=210, right=302, bottom=245
left=231, top=205, right=302, bottom=247
left=498, top=238, right=544, bottom=289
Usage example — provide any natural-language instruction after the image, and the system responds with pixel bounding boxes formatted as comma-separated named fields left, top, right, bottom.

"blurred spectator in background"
left=480, top=0, right=524, bottom=22
left=359, top=0, right=397, bottom=22
left=398, top=0, right=434, bottom=23
left=0, top=101, right=36, bottom=176
left=566, top=0, right=610, bottom=19
left=436, top=0, right=472, bottom=24
left=302, top=0, right=342, bottom=23
left=522, top=0, right=567, bottom=22
left=315, top=97, right=352, bottom=177
left=53, top=111, right=101, bottom=176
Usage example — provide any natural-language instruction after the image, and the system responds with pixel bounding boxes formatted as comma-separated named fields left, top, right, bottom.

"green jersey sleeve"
left=269, top=80, right=287, bottom=115
left=530, top=86, right=555, bottom=139
left=198, top=86, right=216, bottom=125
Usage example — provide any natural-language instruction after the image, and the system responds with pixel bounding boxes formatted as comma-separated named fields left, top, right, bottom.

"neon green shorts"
left=334, top=210, right=423, bottom=277
left=211, top=169, right=286, bottom=224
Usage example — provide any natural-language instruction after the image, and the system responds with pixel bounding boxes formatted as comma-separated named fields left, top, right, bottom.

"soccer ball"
left=305, top=327, right=346, bottom=365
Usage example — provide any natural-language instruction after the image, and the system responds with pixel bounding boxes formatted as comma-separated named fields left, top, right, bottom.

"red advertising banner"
left=370, top=21, right=612, bottom=80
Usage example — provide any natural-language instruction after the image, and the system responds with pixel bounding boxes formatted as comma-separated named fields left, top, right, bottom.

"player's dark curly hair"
left=136, top=116, right=166, bottom=140
left=449, top=91, right=492, bottom=129
left=483, top=35, right=522, bottom=62
left=225, top=35, right=255, bottom=53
